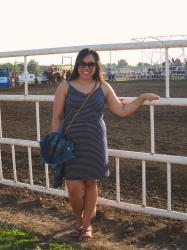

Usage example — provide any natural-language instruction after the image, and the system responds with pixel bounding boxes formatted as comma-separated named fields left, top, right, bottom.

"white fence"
left=0, top=40, right=187, bottom=220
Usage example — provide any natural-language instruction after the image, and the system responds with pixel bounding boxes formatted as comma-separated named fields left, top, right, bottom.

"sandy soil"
left=0, top=80, right=187, bottom=249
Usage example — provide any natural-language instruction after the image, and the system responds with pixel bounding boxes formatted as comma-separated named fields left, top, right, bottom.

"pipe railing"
left=0, top=40, right=186, bottom=220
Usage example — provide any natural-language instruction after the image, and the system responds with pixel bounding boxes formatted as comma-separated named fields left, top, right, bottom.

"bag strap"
left=64, top=81, right=97, bottom=136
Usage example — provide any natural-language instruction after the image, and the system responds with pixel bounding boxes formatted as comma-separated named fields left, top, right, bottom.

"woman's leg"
left=80, top=179, right=97, bottom=240
left=66, top=180, right=85, bottom=228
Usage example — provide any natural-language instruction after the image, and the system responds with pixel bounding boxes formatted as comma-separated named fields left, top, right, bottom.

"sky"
left=0, top=0, right=187, bottom=66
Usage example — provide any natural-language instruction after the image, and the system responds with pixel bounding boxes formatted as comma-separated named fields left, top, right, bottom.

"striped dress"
left=62, top=82, right=109, bottom=180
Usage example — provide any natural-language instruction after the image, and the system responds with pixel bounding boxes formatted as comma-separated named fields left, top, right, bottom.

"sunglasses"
left=78, top=61, right=96, bottom=68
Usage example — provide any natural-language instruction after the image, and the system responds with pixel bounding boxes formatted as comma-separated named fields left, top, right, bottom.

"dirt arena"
left=0, top=80, right=187, bottom=249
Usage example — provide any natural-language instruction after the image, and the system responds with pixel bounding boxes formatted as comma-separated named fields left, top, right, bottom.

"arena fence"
left=0, top=40, right=187, bottom=220
left=104, top=64, right=187, bottom=81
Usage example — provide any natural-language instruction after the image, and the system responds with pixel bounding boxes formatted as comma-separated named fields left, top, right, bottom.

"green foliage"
left=0, top=58, right=135, bottom=75
left=0, top=228, right=89, bottom=250
left=136, top=62, right=151, bottom=67
left=0, top=229, right=39, bottom=250
left=27, top=59, right=41, bottom=74
left=49, top=242, right=75, bottom=250
left=0, top=60, right=40, bottom=74
left=49, top=243, right=92, bottom=250
left=0, top=63, right=13, bottom=71
left=14, top=62, right=24, bottom=73
left=105, top=63, right=117, bottom=68
left=40, top=65, right=49, bottom=72
left=117, top=59, right=128, bottom=66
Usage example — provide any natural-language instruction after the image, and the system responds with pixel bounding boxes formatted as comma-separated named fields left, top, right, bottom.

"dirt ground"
left=0, top=80, right=187, bottom=249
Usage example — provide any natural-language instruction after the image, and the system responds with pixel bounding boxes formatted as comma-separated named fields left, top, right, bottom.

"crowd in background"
left=105, top=57, right=187, bottom=81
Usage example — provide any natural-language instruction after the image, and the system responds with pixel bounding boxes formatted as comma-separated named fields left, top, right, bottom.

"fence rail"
left=0, top=137, right=186, bottom=220
left=1, top=40, right=187, bottom=58
left=0, top=95, right=186, bottom=220
left=0, top=40, right=187, bottom=220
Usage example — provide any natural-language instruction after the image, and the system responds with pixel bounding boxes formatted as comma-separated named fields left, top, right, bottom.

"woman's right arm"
left=51, top=81, right=68, bottom=131
left=102, top=81, right=160, bottom=117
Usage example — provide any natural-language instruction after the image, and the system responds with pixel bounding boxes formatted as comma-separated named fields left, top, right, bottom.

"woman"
left=51, top=48, right=160, bottom=241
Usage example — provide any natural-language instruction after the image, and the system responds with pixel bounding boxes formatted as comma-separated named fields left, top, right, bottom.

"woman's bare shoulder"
left=100, top=80, right=113, bottom=96
left=56, top=80, right=69, bottom=94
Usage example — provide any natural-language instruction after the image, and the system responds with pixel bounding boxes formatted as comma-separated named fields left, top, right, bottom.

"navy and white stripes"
left=63, top=84, right=109, bottom=180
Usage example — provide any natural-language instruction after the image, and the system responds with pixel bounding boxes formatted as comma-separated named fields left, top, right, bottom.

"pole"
left=165, top=48, right=170, bottom=98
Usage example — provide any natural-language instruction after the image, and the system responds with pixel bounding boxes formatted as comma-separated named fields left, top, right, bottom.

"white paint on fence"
left=150, top=105, right=155, bottom=154
left=0, top=40, right=186, bottom=220
left=0, top=96, right=187, bottom=220
left=116, top=157, right=120, bottom=203
left=1, top=39, right=187, bottom=58
left=142, top=160, right=146, bottom=207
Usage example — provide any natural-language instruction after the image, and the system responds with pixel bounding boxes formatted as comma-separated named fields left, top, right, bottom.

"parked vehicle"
left=0, top=67, right=10, bottom=88
left=36, top=73, right=48, bottom=83
left=18, top=73, right=35, bottom=85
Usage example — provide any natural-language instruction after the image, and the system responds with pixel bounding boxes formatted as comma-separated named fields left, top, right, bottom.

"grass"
left=0, top=228, right=89, bottom=250
left=0, top=228, right=39, bottom=249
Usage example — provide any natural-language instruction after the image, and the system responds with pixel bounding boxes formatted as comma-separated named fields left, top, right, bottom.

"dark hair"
left=69, top=48, right=103, bottom=82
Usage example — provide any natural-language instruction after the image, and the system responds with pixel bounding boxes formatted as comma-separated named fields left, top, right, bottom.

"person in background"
left=47, top=66, right=54, bottom=84
left=51, top=48, right=160, bottom=241
left=107, top=68, right=112, bottom=81
left=65, top=69, right=72, bottom=80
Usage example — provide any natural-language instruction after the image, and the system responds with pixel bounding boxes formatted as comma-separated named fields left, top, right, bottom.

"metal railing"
left=0, top=95, right=186, bottom=220
left=0, top=40, right=187, bottom=220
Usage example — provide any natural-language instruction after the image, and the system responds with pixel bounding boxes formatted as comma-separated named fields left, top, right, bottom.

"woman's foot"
left=70, top=225, right=82, bottom=238
left=79, top=226, right=92, bottom=241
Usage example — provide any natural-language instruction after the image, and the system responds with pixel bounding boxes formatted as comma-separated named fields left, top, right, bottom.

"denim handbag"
left=40, top=129, right=75, bottom=165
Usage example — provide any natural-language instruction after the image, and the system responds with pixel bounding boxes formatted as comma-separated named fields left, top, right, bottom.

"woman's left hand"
left=140, top=93, right=160, bottom=102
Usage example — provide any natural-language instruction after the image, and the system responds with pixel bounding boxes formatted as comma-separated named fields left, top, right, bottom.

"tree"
left=104, top=63, right=117, bottom=69
left=136, top=62, right=151, bottom=67
left=40, top=65, right=48, bottom=72
left=27, top=60, right=40, bottom=74
left=0, top=63, right=13, bottom=71
left=117, top=59, right=128, bottom=66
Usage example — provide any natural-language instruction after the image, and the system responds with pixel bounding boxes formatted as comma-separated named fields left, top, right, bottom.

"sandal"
left=79, top=226, right=92, bottom=241
left=70, top=225, right=82, bottom=238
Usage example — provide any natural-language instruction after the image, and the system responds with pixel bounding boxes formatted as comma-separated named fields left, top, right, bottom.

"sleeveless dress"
left=62, top=82, right=109, bottom=180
